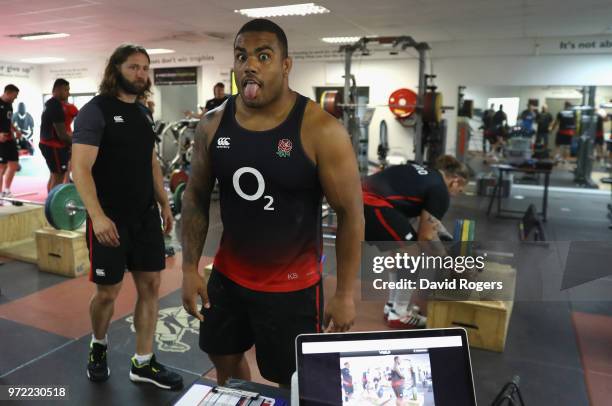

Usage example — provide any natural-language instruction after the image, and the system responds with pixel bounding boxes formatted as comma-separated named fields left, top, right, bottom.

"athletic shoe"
left=87, top=342, right=110, bottom=382
left=129, top=354, right=183, bottom=390
left=387, top=306, right=427, bottom=329
left=383, top=302, right=394, bottom=321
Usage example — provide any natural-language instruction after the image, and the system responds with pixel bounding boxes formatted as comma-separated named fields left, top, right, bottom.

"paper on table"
left=173, top=384, right=213, bottom=406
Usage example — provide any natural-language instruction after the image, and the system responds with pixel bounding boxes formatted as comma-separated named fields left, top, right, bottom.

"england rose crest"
left=277, top=138, right=292, bottom=158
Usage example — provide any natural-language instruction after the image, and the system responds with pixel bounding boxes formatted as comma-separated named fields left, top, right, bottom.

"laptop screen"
left=296, top=328, right=476, bottom=406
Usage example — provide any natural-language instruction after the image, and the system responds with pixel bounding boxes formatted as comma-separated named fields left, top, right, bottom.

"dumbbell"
left=0, top=184, right=85, bottom=230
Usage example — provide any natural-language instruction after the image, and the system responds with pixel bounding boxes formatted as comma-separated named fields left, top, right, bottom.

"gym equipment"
left=0, top=184, right=86, bottom=231
left=453, top=219, right=476, bottom=242
left=319, top=88, right=447, bottom=124
left=573, top=89, right=598, bottom=188
left=170, top=169, right=189, bottom=192
left=336, top=36, right=449, bottom=168
left=519, top=204, right=546, bottom=242
left=377, top=120, right=389, bottom=168
left=320, top=90, right=342, bottom=119
left=504, top=127, right=533, bottom=165
left=491, top=375, right=525, bottom=406
left=422, top=92, right=443, bottom=123
left=388, top=88, right=417, bottom=119
left=157, top=118, right=199, bottom=175
left=173, top=182, right=187, bottom=214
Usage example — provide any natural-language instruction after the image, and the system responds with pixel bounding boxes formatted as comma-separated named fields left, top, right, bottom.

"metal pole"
left=343, top=46, right=353, bottom=132
left=415, top=46, right=427, bottom=164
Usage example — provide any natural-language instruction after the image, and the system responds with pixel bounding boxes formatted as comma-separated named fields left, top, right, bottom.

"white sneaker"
left=383, top=302, right=394, bottom=321
left=387, top=306, right=427, bottom=329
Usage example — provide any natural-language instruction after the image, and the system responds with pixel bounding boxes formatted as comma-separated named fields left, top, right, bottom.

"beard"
left=117, top=73, right=146, bottom=95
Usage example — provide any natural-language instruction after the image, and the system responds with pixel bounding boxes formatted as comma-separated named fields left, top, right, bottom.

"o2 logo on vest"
left=232, top=167, right=274, bottom=211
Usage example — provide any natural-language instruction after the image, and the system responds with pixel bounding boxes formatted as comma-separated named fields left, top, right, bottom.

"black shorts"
left=40, top=143, right=70, bottom=174
left=199, top=270, right=323, bottom=385
left=86, top=206, right=165, bottom=285
left=0, top=139, right=18, bottom=163
left=595, top=136, right=604, bottom=146
left=364, top=205, right=418, bottom=244
left=392, top=383, right=404, bottom=398
left=555, top=134, right=573, bottom=146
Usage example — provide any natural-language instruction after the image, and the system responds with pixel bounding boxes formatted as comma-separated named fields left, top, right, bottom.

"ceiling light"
left=146, top=48, right=175, bottom=55
left=321, top=37, right=360, bottom=44
left=20, top=57, right=65, bottom=64
left=235, top=3, right=329, bottom=18
left=19, top=32, right=70, bottom=41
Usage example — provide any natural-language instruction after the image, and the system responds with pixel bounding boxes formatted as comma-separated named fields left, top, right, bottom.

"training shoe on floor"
left=387, top=306, right=427, bottom=329
left=383, top=302, right=394, bottom=321
left=87, top=342, right=110, bottom=382
left=129, top=354, right=183, bottom=390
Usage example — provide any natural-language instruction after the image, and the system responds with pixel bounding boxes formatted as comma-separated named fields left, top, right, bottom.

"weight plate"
left=45, top=185, right=60, bottom=229
left=423, top=92, right=443, bottom=123
left=461, top=219, right=471, bottom=242
left=453, top=219, right=463, bottom=241
left=48, top=183, right=86, bottom=231
left=467, top=220, right=476, bottom=241
left=388, top=88, right=417, bottom=119
left=170, top=170, right=189, bottom=192
left=320, top=90, right=342, bottom=119
left=173, top=182, right=186, bottom=215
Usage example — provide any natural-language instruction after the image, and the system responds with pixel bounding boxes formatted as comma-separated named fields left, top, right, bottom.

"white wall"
left=0, top=61, right=44, bottom=145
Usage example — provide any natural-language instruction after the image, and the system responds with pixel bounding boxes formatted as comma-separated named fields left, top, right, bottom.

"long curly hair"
left=99, top=44, right=151, bottom=97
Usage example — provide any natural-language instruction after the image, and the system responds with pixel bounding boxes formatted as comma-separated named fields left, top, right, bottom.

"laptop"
left=295, top=328, right=477, bottom=406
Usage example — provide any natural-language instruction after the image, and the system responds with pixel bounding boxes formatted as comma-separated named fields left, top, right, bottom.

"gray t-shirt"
left=73, top=102, right=105, bottom=146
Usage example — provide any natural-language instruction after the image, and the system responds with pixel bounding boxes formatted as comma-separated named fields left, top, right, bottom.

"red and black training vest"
left=210, top=94, right=323, bottom=292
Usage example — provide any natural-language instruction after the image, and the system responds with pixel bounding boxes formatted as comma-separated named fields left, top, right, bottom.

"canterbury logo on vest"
left=113, top=115, right=125, bottom=123
left=217, top=137, right=231, bottom=149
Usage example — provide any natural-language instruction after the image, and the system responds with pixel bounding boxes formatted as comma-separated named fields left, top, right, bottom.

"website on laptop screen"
left=297, top=332, right=476, bottom=406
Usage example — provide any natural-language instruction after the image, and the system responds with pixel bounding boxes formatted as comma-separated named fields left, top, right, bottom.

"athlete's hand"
left=160, top=204, right=173, bottom=235
left=323, top=294, right=355, bottom=333
left=0, top=133, right=8, bottom=142
left=182, top=271, right=209, bottom=321
left=91, top=215, right=120, bottom=247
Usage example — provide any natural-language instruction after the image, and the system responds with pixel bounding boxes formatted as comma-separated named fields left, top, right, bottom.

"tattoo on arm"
left=181, top=120, right=215, bottom=268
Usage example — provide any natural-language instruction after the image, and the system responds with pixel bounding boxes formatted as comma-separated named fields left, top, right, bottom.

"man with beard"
left=181, top=19, right=364, bottom=387
left=72, top=44, right=182, bottom=390
left=40, top=79, right=73, bottom=191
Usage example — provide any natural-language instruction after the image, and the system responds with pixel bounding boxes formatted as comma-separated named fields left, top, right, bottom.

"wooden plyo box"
left=35, top=228, right=88, bottom=278
left=426, top=263, right=516, bottom=352
left=0, top=205, right=48, bottom=244
left=427, top=300, right=513, bottom=352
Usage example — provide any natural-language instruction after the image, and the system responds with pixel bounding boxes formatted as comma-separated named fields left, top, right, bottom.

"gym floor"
left=1, top=164, right=612, bottom=406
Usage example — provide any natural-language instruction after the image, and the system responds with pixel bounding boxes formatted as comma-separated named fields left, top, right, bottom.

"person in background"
left=535, top=104, right=553, bottom=151
left=183, top=82, right=228, bottom=119
left=0, top=84, right=21, bottom=198
left=40, top=78, right=72, bottom=192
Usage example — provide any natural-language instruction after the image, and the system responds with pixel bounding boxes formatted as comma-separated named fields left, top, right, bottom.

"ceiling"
left=1, top=0, right=612, bottom=63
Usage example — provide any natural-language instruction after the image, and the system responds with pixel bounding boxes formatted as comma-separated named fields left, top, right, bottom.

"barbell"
left=0, top=184, right=86, bottom=231
left=320, top=89, right=451, bottom=123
